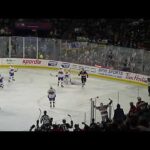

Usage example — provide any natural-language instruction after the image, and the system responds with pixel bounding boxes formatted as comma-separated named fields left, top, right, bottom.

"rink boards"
left=0, top=58, right=148, bottom=87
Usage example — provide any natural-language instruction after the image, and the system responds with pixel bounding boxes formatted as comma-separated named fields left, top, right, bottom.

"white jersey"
left=9, top=66, right=15, bottom=74
left=48, top=88, right=56, bottom=99
left=58, top=69, right=64, bottom=78
left=65, top=71, right=71, bottom=79
left=96, top=105, right=108, bottom=117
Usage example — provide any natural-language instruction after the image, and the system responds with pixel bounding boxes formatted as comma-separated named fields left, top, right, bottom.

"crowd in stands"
left=29, top=97, right=150, bottom=132
left=1, top=18, right=150, bottom=50
left=0, top=35, right=150, bottom=75
left=0, top=18, right=150, bottom=75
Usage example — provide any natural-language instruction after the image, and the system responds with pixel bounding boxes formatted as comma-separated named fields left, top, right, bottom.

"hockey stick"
left=67, top=114, right=72, bottom=120
left=38, top=108, right=42, bottom=121
left=109, top=98, right=115, bottom=110
left=84, top=112, right=86, bottom=124
left=90, top=96, right=99, bottom=101
left=49, top=72, right=54, bottom=76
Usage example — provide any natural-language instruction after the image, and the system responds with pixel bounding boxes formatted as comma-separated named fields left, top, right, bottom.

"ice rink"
left=0, top=68, right=149, bottom=131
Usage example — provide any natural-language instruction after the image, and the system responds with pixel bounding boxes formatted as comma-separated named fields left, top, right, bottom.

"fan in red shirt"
left=128, top=102, right=137, bottom=117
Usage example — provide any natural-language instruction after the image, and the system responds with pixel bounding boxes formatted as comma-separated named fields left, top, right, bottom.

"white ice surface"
left=0, top=68, right=149, bottom=131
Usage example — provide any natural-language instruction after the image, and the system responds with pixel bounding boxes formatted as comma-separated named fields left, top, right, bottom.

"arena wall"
left=0, top=58, right=148, bottom=87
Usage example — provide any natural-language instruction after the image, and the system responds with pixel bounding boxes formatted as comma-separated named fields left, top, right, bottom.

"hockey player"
left=0, top=74, right=4, bottom=88
left=8, top=65, right=17, bottom=82
left=94, top=99, right=113, bottom=122
left=147, top=78, right=150, bottom=96
left=57, top=66, right=64, bottom=87
left=78, top=68, right=88, bottom=87
left=64, top=69, right=71, bottom=84
left=48, top=86, right=56, bottom=108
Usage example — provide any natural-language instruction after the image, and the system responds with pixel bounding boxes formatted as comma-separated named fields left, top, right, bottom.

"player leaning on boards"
left=94, top=99, right=113, bottom=122
left=78, top=68, right=88, bottom=87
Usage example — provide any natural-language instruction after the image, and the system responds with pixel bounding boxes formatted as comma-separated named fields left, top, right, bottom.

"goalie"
left=48, top=86, right=56, bottom=108
left=64, top=69, right=71, bottom=84
left=57, top=66, right=64, bottom=87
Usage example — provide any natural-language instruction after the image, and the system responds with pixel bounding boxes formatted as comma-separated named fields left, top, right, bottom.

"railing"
left=0, top=36, right=150, bottom=75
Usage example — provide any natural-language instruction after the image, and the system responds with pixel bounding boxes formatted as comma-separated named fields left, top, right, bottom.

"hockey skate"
left=53, top=102, right=55, bottom=108
left=0, top=85, right=4, bottom=88
left=61, top=84, right=64, bottom=87
left=50, top=102, right=52, bottom=108
left=82, top=82, right=85, bottom=87
left=12, top=79, right=15, bottom=81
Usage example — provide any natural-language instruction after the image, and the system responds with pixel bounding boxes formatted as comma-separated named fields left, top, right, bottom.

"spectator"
left=136, top=97, right=145, bottom=112
left=60, top=119, right=73, bottom=131
left=128, top=102, right=137, bottom=117
left=40, top=110, right=51, bottom=130
left=90, top=118, right=97, bottom=131
left=113, top=104, right=125, bottom=125
left=82, top=122, right=90, bottom=131
left=137, top=118, right=150, bottom=131
left=52, top=124, right=61, bottom=132
left=73, top=124, right=82, bottom=131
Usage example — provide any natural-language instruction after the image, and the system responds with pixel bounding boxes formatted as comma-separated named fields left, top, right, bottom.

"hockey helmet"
left=100, top=102, right=103, bottom=106
left=10, top=64, right=13, bottom=67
